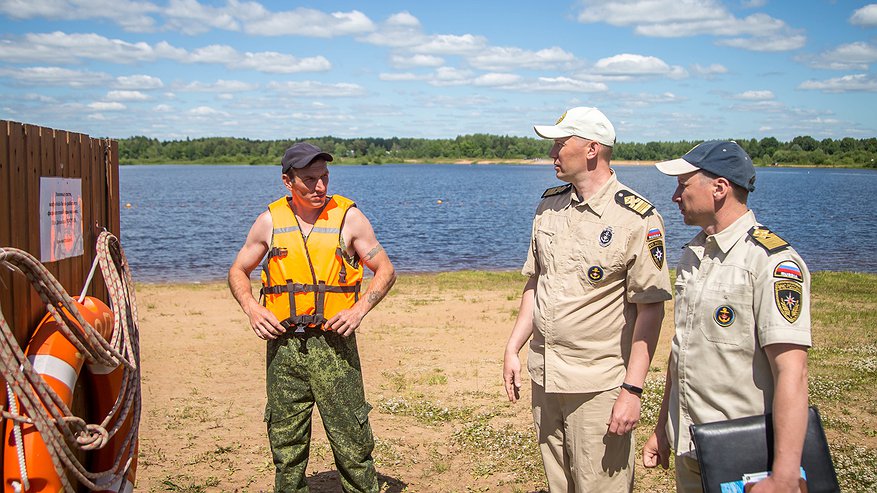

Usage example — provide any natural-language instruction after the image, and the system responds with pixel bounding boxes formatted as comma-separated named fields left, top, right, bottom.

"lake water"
left=120, top=164, right=877, bottom=282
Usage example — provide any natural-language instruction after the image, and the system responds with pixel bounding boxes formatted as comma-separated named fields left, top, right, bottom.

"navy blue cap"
left=281, top=142, right=333, bottom=174
left=655, top=140, right=756, bottom=192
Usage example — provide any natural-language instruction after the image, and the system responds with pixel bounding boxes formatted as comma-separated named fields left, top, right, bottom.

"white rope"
left=7, top=382, right=30, bottom=492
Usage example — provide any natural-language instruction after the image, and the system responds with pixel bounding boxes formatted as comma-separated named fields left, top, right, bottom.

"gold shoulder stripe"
left=541, top=184, right=572, bottom=198
left=614, top=190, right=654, bottom=217
left=748, top=226, right=790, bottom=254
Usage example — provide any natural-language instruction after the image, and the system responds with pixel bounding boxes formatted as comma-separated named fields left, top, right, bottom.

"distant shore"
left=120, top=158, right=875, bottom=169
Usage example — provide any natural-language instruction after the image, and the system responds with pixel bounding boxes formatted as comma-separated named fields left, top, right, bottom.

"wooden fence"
left=0, top=120, right=120, bottom=347
left=0, top=120, right=120, bottom=488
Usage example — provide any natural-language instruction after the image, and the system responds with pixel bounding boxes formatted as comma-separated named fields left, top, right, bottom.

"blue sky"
left=1, top=0, right=875, bottom=142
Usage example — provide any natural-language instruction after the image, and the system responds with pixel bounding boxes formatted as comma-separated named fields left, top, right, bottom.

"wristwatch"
left=620, top=382, right=643, bottom=396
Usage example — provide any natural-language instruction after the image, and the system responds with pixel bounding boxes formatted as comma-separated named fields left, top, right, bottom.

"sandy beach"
left=135, top=273, right=678, bottom=492
left=134, top=271, right=877, bottom=492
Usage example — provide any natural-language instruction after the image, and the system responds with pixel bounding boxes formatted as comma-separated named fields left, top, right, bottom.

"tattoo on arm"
left=364, top=244, right=384, bottom=261
left=367, top=292, right=382, bottom=304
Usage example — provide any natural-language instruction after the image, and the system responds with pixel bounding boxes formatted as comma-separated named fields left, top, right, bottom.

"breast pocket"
left=696, top=283, right=753, bottom=346
left=535, top=228, right=555, bottom=271
left=575, top=230, right=626, bottom=288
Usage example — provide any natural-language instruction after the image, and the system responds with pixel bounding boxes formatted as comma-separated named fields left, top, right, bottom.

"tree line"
left=118, top=134, right=877, bottom=167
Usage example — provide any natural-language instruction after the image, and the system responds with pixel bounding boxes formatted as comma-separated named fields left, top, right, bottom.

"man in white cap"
left=643, top=141, right=811, bottom=493
left=503, top=107, right=671, bottom=492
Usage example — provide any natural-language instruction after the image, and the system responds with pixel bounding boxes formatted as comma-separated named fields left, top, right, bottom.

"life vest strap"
left=260, top=282, right=361, bottom=296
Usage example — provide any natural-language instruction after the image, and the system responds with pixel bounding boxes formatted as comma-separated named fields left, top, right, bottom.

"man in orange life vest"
left=229, top=142, right=396, bottom=493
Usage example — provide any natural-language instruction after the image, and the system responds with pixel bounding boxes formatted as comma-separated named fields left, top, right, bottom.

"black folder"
left=689, top=406, right=840, bottom=493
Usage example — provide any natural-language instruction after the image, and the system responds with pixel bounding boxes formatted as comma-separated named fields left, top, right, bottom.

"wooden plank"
left=89, top=138, right=107, bottom=300
left=0, top=121, right=12, bottom=322
left=80, top=135, right=95, bottom=299
left=24, top=124, right=46, bottom=335
left=67, top=131, right=84, bottom=298
left=8, top=122, right=31, bottom=346
left=0, top=120, right=8, bottom=493
left=108, top=140, right=120, bottom=238
left=53, top=129, right=72, bottom=293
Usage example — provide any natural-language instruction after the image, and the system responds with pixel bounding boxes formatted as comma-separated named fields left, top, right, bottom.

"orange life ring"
left=3, top=296, right=137, bottom=492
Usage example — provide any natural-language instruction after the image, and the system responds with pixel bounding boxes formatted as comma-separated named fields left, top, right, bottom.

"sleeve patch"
left=615, top=190, right=654, bottom=217
left=773, top=260, right=803, bottom=282
left=647, top=228, right=665, bottom=269
left=541, top=184, right=572, bottom=198
left=774, top=280, right=803, bottom=323
left=748, top=226, right=789, bottom=254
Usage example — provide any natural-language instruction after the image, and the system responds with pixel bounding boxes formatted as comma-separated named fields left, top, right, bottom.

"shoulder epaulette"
left=748, top=226, right=790, bottom=254
left=541, top=184, right=572, bottom=198
left=614, top=189, right=654, bottom=217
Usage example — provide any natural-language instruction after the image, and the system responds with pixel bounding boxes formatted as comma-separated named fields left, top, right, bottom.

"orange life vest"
left=260, top=195, right=362, bottom=331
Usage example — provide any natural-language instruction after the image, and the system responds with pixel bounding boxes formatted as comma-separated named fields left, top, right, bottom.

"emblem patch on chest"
left=774, top=280, right=803, bottom=323
left=599, top=227, right=613, bottom=247
left=714, top=305, right=736, bottom=327
left=647, top=228, right=664, bottom=269
left=587, top=265, right=604, bottom=282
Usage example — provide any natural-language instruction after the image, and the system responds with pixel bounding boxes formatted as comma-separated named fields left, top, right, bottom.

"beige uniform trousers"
left=675, top=453, right=704, bottom=493
left=531, top=384, right=633, bottom=493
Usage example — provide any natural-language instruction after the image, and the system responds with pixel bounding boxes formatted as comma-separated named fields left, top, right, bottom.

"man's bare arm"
left=228, top=211, right=285, bottom=340
left=749, top=343, right=809, bottom=493
left=327, top=208, right=396, bottom=336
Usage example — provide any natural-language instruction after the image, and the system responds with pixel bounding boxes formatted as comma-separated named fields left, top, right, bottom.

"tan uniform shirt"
left=522, top=173, right=672, bottom=393
left=667, top=210, right=812, bottom=455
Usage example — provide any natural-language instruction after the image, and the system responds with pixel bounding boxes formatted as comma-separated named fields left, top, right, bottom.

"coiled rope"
left=0, top=231, right=141, bottom=491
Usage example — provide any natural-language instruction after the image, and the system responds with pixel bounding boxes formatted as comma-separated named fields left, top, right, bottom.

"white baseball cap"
left=533, top=107, right=616, bottom=147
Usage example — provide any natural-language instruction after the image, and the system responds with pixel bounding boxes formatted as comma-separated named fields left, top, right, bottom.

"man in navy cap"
left=643, top=141, right=811, bottom=493
left=229, top=142, right=395, bottom=492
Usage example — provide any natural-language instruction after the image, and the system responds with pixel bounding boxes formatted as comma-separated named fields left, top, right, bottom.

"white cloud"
left=413, top=34, right=488, bottom=55
left=473, top=73, right=522, bottom=86
left=379, top=72, right=422, bottom=81
left=0, top=32, right=164, bottom=64
left=360, top=12, right=425, bottom=47
left=799, top=74, right=877, bottom=92
left=803, top=41, right=877, bottom=70
left=88, top=101, right=126, bottom=111
left=242, top=7, right=375, bottom=37
left=850, top=4, right=877, bottom=27
left=718, top=33, right=805, bottom=52
left=593, top=54, right=688, bottom=78
left=178, top=80, right=259, bottom=92
left=188, top=106, right=228, bottom=117
left=385, top=11, right=420, bottom=27
left=154, top=104, right=173, bottom=112
left=733, top=90, right=775, bottom=100
left=0, top=32, right=330, bottom=74
left=691, top=63, right=728, bottom=76
left=741, top=0, right=767, bottom=7
left=0, top=66, right=111, bottom=87
left=267, top=81, right=367, bottom=97
left=0, top=0, right=159, bottom=32
left=106, top=90, right=149, bottom=101
left=514, top=76, right=608, bottom=93
left=115, top=74, right=164, bottom=90
left=576, top=0, right=804, bottom=52
left=390, top=54, right=445, bottom=68
left=164, top=0, right=240, bottom=35
left=232, top=51, right=331, bottom=73
left=468, top=46, right=577, bottom=71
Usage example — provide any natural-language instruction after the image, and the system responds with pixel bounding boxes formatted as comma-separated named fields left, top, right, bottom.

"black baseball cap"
left=655, top=140, right=756, bottom=192
left=281, top=142, right=333, bottom=174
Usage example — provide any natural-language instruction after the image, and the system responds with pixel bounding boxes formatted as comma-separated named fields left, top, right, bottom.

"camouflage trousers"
left=265, top=331, right=378, bottom=493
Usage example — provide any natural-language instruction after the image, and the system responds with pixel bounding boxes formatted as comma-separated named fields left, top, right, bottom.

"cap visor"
left=533, top=125, right=571, bottom=140
left=655, top=158, right=699, bottom=176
